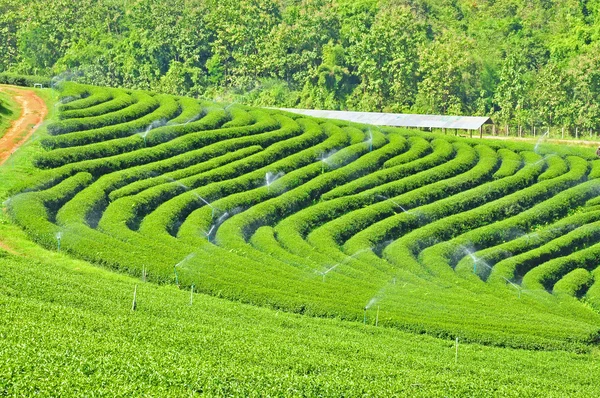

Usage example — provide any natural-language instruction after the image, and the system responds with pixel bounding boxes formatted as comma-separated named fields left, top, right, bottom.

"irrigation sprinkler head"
left=173, top=265, right=179, bottom=286
left=56, top=232, right=62, bottom=252
left=203, top=224, right=216, bottom=242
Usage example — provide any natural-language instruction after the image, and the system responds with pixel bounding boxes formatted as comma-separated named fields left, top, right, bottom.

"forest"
left=1, top=0, right=600, bottom=131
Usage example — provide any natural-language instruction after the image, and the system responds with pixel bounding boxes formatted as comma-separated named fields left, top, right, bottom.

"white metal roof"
left=277, top=108, right=493, bottom=130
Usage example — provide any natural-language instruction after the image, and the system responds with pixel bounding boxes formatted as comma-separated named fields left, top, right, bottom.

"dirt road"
left=0, top=86, right=48, bottom=166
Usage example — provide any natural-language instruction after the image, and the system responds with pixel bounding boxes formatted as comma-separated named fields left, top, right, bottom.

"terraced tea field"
left=7, top=82, right=600, bottom=351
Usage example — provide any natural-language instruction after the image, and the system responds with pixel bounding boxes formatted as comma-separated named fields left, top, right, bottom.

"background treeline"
left=2, top=0, right=600, bottom=131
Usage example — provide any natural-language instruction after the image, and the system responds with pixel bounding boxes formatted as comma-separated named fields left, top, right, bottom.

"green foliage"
left=0, top=72, right=51, bottom=87
left=2, top=0, right=600, bottom=131
left=7, top=82, right=600, bottom=355
left=2, top=249, right=600, bottom=396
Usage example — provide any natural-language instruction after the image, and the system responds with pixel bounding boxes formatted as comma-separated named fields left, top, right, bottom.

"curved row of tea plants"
left=8, top=82, right=600, bottom=351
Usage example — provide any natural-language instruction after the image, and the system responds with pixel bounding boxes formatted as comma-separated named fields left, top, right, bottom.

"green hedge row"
left=341, top=144, right=499, bottom=257
left=384, top=156, right=588, bottom=278
left=23, top=111, right=281, bottom=195
left=306, top=142, right=481, bottom=256
left=553, top=268, right=593, bottom=297
left=56, top=83, right=111, bottom=112
left=36, top=100, right=253, bottom=167
left=42, top=94, right=185, bottom=150
left=167, top=97, right=207, bottom=125
left=538, top=154, right=569, bottom=181
left=492, top=149, right=522, bottom=179
left=513, top=219, right=600, bottom=290
left=47, top=91, right=159, bottom=136
left=0, top=73, right=51, bottom=87
left=9, top=173, right=94, bottom=247
left=211, top=129, right=398, bottom=247
left=44, top=115, right=303, bottom=246
left=58, top=90, right=134, bottom=120
left=382, top=136, right=431, bottom=168
left=108, top=120, right=353, bottom=241
left=110, top=114, right=302, bottom=199
left=276, top=142, right=484, bottom=267
left=323, top=138, right=454, bottom=200
left=427, top=177, right=600, bottom=283
left=454, top=209, right=600, bottom=282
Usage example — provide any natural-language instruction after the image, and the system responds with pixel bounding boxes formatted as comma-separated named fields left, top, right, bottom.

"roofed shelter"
left=277, top=109, right=494, bottom=138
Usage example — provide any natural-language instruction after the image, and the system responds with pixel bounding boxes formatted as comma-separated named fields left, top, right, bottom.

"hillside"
left=4, top=82, right=600, bottom=354
left=2, top=0, right=600, bottom=132
left=1, top=83, right=600, bottom=395
left=1, top=235, right=599, bottom=396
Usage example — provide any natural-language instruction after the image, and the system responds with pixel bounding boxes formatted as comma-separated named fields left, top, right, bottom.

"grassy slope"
left=0, top=90, right=20, bottom=140
left=0, top=88, right=599, bottom=396
left=1, top=220, right=599, bottom=397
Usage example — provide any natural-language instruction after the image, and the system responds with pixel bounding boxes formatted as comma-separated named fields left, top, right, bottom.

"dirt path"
left=0, top=86, right=48, bottom=166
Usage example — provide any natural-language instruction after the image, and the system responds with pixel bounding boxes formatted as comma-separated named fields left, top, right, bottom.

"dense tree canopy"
left=2, top=0, right=600, bottom=130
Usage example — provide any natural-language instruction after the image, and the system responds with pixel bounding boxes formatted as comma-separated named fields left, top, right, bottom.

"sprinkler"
left=455, top=337, right=459, bottom=364
left=173, top=254, right=195, bottom=287
left=190, top=284, right=195, bottom=306
left=56, top=232, right=62, bottom=252
left=363, top=307, right=367, bottom=325
left=376, top=306, right=379, bottom=327
left=132, top=285, right=137, bottom=311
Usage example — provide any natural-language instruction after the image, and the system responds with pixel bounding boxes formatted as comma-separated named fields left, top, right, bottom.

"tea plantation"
left=1, top=238, right=599, bottom=396
left=2, top=83, right=600, bottom=395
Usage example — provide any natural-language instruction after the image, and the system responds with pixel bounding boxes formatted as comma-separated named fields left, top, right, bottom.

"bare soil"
left=0, top=86, right=48, bottom=166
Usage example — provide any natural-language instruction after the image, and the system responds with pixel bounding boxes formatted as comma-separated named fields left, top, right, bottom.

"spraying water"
left=365, top=296, right=378, bottom=310
left=56, top=232, right=62, bottom=252
left=169, top=178, right=216, bottom=217
left=174, top=253, right=195, bottom=285
left=216, top=211, right=230, bottom=224
left=202, top=224, right=216, bottom=242
left=318, top=149, right=338, bottom=173
left=139, top=119, right=167, bottom=145
left=376, top=195, right=410, bottom=214
left=265, top=171, right=285, bottom=192
left=367, top=130, right=373, bottom=152
left=534, top=130, right=550, bottom=153
left=460, top=245, right=521, bottom=296
left=532, top=154, right=556, bottom=167
left=319, top=248, right=373, bottom=281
